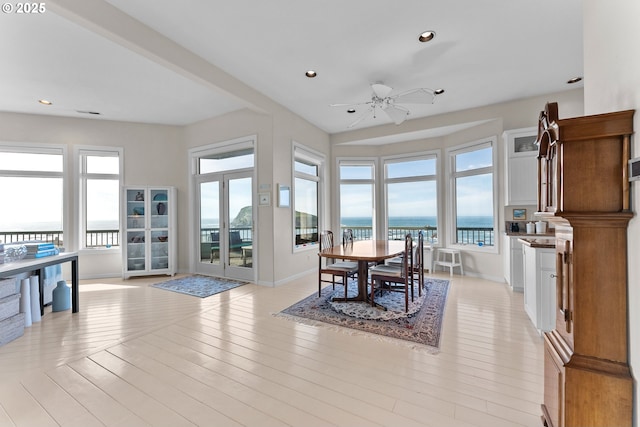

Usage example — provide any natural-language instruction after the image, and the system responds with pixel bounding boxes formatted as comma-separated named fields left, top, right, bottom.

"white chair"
left=433, top=248, right=463, bottom=276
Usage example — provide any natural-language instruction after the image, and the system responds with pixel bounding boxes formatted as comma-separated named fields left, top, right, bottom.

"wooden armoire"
left=536, top=102, right=635, bottom=427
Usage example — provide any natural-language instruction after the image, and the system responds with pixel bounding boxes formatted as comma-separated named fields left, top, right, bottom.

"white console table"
left=0, top=252, right=79, bottom=314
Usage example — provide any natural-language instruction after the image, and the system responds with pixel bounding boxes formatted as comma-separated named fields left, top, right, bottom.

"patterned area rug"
left=151, top=275, right=247, bottom=298
left=276, top=277, right=449, bottom=352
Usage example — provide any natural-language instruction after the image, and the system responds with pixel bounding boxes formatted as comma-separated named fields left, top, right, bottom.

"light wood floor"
left=0, top=272, right=544, bottom=427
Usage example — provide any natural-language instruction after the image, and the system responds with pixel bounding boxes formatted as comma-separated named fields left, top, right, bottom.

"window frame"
left=292, top=142, right=325, bottom=252
left=445, top=137, right=499, bottom=253
left=0, top=142, right=67, bottom=247
left=382, top=151, right=440, bottom=244
left=75, top=146, right=123, bottom=251
left=336, top=158, right=377, bottom=240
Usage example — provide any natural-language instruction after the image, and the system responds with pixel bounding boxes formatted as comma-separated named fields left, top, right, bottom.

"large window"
left=293, top=145, right=323, bottom=249
left=448, top=139, right=496, bottom=247
left=78, top=148, right=122, bottom=249
left=338, top=161, right=375, bottom=240
left=0, top=144, right=65, bottom=245
left=384, top=154, right=438, bottom=243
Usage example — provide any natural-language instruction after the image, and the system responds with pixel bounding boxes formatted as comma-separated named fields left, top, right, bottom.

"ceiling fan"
left=331, top=83, right=438, bottom=128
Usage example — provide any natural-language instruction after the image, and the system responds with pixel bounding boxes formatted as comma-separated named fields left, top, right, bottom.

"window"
left=448, top=139, right=496, bottom=247
left=198, top=148, right=254, bottom=174
left=293, top=144, right=323, bottom=249
left=338, top=160, right=376, bottom=240
left=384, top=154, right=438, bottom=243
left=78, top=148, right=122, bottom=249
left=0, top=144, right=65, bottom=246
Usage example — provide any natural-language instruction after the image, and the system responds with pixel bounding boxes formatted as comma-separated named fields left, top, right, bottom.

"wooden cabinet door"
left=543, top=338, right=565, bottom=427
left=554, top=233, right=573, bottom=348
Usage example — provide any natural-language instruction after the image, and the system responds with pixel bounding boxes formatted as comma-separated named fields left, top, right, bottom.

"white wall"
left=584, top=1, right=640, bottom=424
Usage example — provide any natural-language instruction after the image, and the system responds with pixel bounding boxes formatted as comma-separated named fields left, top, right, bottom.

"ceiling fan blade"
left=382, top=104, right=410, bottom=125
left=347, top=106, right=374, bottom=128
left=329, top=101, right=370, bottom=107
left=371, top=83, right=393, bottom=99
left=391, top=88, right=435, bottom=104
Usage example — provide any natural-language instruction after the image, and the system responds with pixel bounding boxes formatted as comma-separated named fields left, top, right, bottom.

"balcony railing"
left=341, top=226, right=493, bottom=246
left=1, top=225, right=493, bottom=251
left=0, top=230, right=121, bottom=249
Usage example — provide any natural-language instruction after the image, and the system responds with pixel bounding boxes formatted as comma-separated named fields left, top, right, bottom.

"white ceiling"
left=0, top=0, right=583, bottom=138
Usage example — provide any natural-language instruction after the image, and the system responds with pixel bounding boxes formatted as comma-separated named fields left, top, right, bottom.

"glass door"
left=195, top=171, right=254, bottom=281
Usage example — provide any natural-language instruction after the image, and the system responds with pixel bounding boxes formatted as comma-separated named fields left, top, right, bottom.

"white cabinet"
left=503, top=127, right=538, bottom=206
left=522, top=243, right=556, bottom=332
left=122, top=186, right=176, bottom=279
left=503, top=235, right=524, bottom=292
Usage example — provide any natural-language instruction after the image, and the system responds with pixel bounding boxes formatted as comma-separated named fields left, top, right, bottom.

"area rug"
left=151, top=275, right=247, bottom=298
left=276, top=277, right=449, bottom=352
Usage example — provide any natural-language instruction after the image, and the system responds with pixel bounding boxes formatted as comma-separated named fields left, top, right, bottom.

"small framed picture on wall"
left=513, top=208, right=526, bottom=220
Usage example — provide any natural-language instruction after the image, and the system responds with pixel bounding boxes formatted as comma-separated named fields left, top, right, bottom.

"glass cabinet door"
left=149, top=188, right=170, bottom=271
left=125, top=189, right=146, bottom=272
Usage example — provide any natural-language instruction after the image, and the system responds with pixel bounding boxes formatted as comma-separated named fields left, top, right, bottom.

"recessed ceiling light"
left=38, top=99, right=52, bottom=105
left=77, top=110, right=101, bottom=115
left=434, top=88, right=445, bottom=95
left=347, top=108, right=356, bottom=113
left=567, top=76, right=582, bottom=84
left=418, top=31, right=436, bottom=43
left=305, top=70, right=317, bottom=78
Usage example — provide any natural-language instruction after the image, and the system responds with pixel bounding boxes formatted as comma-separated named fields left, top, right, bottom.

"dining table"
left=319, top=239, right=406, bottom=304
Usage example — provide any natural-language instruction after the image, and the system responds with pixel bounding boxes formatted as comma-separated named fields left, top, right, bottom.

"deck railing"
left=341, top=226, right=494, bottom=246
left=1, top=225, right=494, bottom=250
left=0, top=230, right=121, bottom=249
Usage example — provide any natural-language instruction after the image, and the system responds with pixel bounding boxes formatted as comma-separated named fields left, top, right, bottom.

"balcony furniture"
left=318, top=231, right=358, bottom=298
left=319, top=239, right=406, bottom=303
left=433, top=248, right=463, bottom=276
left=536, top=102, right=634, bottom=427
left=369, top=234, right=414, bottom=312
left=210, top=231, right=252, bottom=263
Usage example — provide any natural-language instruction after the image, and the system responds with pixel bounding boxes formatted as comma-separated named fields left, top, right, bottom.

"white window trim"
left=0, top=141, right=68, bottom=248
left=293, top=142, right=325, bottom=252
left=381, top=150, right=440, bottom=244
left=445, top=137, right=499, bottom=254
left=335, top=157, right=378, bottom=239
left=74, top=145, right=123, bottom=252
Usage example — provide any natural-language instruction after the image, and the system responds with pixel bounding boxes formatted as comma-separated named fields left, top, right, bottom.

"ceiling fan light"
left=418, top=31, right=436, bottom=43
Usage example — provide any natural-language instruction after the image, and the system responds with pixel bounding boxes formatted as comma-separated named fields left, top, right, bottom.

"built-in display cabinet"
left=122, top=186, right=176, bottom=279
left=504, top=127, right=538, bottom=206
left=536, top=102, right=634, bottom=427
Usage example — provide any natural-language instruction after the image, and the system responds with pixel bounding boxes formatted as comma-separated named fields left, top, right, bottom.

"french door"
left=195, top=170, right=254, bottom=281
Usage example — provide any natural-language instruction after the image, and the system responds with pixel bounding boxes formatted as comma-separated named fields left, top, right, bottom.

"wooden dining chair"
left=369, top=233, right=414, bottom=312
left=318, top=230, right=358, bottom=297
left=386, top=230, right=424, bottom=296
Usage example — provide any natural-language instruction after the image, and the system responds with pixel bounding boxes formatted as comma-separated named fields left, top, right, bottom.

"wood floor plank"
left=113, top=341, right=290, bottom=427
left=46, top=365, right=152, bottom=427
left=68, top=356, right=196, bottom=427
